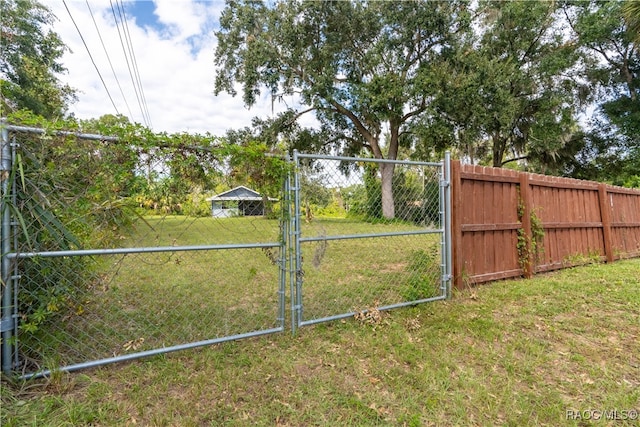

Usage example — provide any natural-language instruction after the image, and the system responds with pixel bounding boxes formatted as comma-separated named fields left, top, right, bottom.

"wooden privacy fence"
left=451, top=161, right=640, bottom=288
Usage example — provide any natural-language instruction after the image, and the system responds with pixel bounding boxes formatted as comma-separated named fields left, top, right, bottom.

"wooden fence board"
left=451, top=160, right=640, bottom=288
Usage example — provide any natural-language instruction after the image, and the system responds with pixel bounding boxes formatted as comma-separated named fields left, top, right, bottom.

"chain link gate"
left=1, top=124, right=288, bottom=379
left=290, top=152, right=452, bottom=331
left=1, top=122, right=451, bottom=378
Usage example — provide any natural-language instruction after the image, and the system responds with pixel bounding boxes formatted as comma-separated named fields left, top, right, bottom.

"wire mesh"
left=1, top=125, right=450, bottom=377
left=16, top=248, right=283, bottom=373
left=293, top=154, right=446, bottom=326
left=2, top=127, right=286, bottom=376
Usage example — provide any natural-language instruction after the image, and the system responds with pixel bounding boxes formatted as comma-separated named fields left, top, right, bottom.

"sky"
left=44, top=0, right=313, bottom=136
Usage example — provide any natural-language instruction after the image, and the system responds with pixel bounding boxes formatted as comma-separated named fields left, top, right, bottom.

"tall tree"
left=425, top=0, right=583, bottom=170
left=562, top=0, right=639, bottom=186
left=0, top=0, right=76, bottom=118
left=214, top=0, right=469, bottom=218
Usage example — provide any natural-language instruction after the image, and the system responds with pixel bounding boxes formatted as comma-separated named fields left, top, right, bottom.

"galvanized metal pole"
left=444, top=151, right=453, bottom=298
left=1, top=124, right=15, bottom=374
left=277, top=172, right=287, bottom=331
left=439, top=156, right=447, bottom=297
left=286, top=162, right=296, bottom=334
left=10, top=135, right=19, bottom=370
left=292, top=150, right=303, bottom=329
left=3, top=123, right=118, bottom=141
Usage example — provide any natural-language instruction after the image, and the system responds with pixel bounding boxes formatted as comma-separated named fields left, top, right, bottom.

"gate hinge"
left=441, top=274, right=452, bottom=282
left=439, top=180, right=450, bottom=188
left=0, top=316, right=15, bottom=333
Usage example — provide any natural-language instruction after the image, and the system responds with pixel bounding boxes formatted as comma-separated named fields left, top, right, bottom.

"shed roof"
left=206, top=186, right=278, bottom=202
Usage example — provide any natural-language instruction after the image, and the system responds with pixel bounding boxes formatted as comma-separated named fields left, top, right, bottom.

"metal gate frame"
left=0, top=124, right=288, bottom=379
left=1, top=122, right=451, bottom=378
left=289, top=151, right=452, bottom=332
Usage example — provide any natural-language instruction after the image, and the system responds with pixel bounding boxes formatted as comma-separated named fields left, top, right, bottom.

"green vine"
left=1, top=112, right=292, bottom=348
left=517, top=195, right=545, bottom=272
left=530, top=210, right=545, bottom=264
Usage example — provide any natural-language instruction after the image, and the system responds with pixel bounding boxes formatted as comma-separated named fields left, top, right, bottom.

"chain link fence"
left=1, top=125, right=286, bottom=378
left=1, top=124, right=451, bottom=378
left=291, top=153, right=450, bottom=328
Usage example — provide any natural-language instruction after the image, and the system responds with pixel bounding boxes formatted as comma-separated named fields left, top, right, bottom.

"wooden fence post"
left=519, top=173, right=534, bottom=278
left=451, top=160, right=464, bottom=288
left=597, top=183, right=614, bottom=262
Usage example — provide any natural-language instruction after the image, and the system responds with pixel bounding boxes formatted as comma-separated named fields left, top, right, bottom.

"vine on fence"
left=517, top=196, right=545, bottom=272
left=2, top=112, right=290, bottom=353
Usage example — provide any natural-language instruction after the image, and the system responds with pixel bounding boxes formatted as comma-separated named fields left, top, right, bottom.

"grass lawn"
left=15, top=216, right=444, bottom=371
left=2, top=257, right=638, bottom=426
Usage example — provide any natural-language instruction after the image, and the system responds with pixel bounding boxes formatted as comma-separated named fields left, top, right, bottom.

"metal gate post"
left=444, top=151, right=453, bottom=298
left=292, top=150, right=303, bottom=330
left=286, top=165, right=296, bottom=334
left=1, top=125, right=15, bottom=374
left=278, top=172, right=287, bottom=332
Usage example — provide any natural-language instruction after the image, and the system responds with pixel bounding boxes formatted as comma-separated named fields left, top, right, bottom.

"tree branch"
left=327, top=99, right=380, bottom=157
left=401, top=98, right=427, bottom=122
left=284, top=107, right=316, bottom=127
left=501, top=155, right=529, bottom=166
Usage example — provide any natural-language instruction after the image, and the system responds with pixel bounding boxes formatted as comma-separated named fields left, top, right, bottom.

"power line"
left=116, top=0, right=152, bottom=128
left=110, top=0, right=147, bottom=126
left=62, top=0, right=120, bottom=116
left=110, top=0, right=152, bottom=128
left=85, top=0, right=134, bottom=120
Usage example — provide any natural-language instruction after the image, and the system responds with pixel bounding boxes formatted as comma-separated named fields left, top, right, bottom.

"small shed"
left=206, top=186, right=277, bottom=218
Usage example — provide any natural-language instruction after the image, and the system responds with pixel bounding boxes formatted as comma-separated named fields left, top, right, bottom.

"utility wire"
left=109, top=0, right=150, bottom=127
left=62, top=0, right=121, bottom=115
left=110, top=0, right=147, bottom=126
left=116, top=0, right=152, bottom=128
left=85, top=0, right=134, bottom=120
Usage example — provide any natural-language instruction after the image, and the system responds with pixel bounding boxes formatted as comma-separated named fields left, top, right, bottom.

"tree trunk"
left=493, top=135, right=506, bottom=167
left=622, top=58, right=637, bottom=101
left=380, top=162, right=395, bottom=219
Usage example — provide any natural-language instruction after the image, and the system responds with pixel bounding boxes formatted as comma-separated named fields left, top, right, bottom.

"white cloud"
left=151, top=0, right=217, bottom=41
left=43, top=0, right=312, bottom=136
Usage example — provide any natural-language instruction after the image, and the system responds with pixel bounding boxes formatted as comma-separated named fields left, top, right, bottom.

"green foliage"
left=3, top=116, right=140, bottom=349
left=2, top=112, right=290, bottom=356
left=180, top=190, right=211, bottom=218
left=564, top=119, right=640, bottom=187
left=561, top=0, right=640, bottom=186
left=0, top=0, right=76, bottom=118
left=225, top=112, right=329, bottom=155
left=362, top=165, right=383, bottom=220
left=393, top=170, right=440, bottom=226
left=312, top=200, right=346, bottom=218
left=344, top=164, right=440, bottom=226
left=424, top=0, right=582, bottom=170
left=18, top=256, right=95, bottom=340
left=0, top=112, right=232, bottom=356
left=402, top=244, right=441, bottom=301
left=516, top=198, right=545, bottom=272
left=623, top=0, right=640, bottom=42
left=215, top=0, right=471, bottom=218
left=300, top=178, right=347, bottom=218
left=299, top=174, right=332, bottom=207
left=222, top=140, right=290, bottom=218
left=341, top=184, right=368, bottom=220
left=216, top=0, right=637, bottom=201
